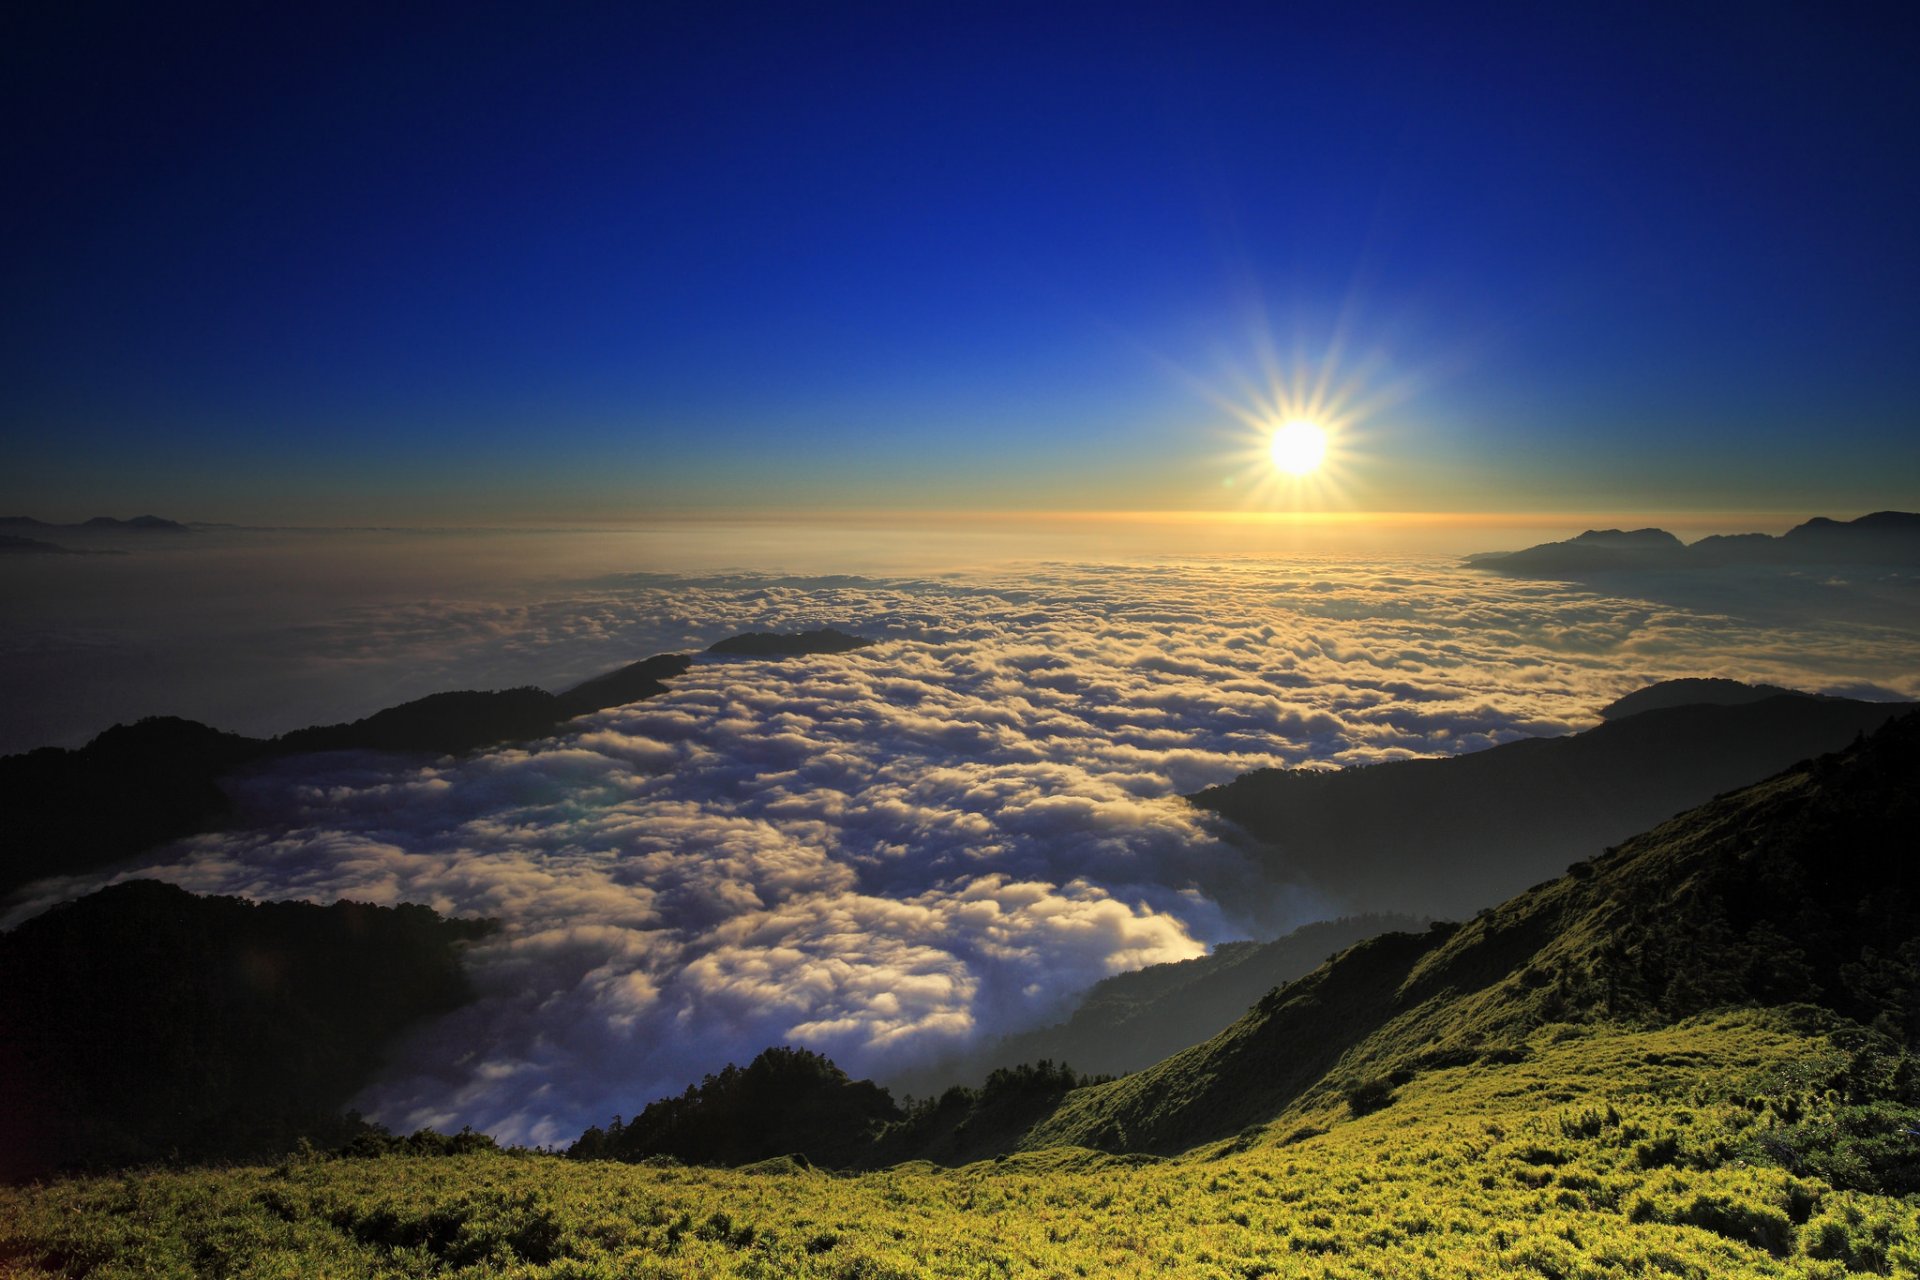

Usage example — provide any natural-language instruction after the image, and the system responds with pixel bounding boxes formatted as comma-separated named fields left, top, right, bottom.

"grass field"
left=7, top=1009, right=1915, bottom=1279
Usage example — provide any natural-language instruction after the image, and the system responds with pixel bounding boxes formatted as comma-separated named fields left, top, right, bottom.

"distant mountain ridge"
left=0, top=514, right=189, bottom=532
left=708, top=628, right=875, bottom=657
left=1597, top=677, right=1809, bottom=720
left=0, top=632, right=872, bottom=899
left=1469, top=510, right=1920, bottom=575
left=0, top=535, right=123, bottom=555
left=1189, top=682, right=1913, bottom=919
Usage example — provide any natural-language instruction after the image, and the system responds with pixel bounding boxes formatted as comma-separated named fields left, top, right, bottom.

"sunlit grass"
left=5, top=1009, right=1914, bottom=1278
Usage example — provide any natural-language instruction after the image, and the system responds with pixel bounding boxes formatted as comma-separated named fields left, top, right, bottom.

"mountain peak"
left=707, top=628, right=875, bottom=658
left=1569, top=527, right=1684, bottom=547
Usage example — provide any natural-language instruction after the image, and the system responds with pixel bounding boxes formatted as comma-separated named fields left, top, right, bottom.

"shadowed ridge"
left=707, top=628, right=875, bottom=657
left=0, top=880, right=495, bottom=1181
left=1029, top=710, right=1920, bottom=1155
left=894, top=914, right=1426, bottom=1093
left=1465, top=526, right=1690, bottom=573
left=280, top=649, right=706, bottom=755
left=274, top=687, right=564, bottom=756
left=553, top=653, right=694, bottom=717
left=0, top=717, right=268, bottom=896
left=1596, top=677, right=1809, bottom=720
left=1190, top=689, right=1913, bottom=919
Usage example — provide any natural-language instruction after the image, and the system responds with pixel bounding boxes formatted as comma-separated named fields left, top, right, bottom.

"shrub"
left=1344, top=1078, right=1396, bottom=1116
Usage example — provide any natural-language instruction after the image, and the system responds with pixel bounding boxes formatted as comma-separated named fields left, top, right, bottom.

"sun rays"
left=1144, top=288, right=1444, bottom=512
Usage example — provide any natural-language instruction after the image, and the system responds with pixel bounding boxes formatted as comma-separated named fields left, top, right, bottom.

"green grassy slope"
left=1033, top=710, right=1919, bottom=1155
left=4, top=1009, right=1916, bottom=1277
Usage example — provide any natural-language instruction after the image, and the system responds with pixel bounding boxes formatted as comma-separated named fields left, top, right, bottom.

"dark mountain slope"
left=0, top=654, right=704, bottom=897
left=1597, top=677, right=1806, bottom=720
left=707, top=628, right=875, bottom=657
left=1, top=718, right=267, bottom=896
left=0, top=880, right=494, bottom=1180
left=1468, top=527, right=1690, bottom=574
left=274, top=687, right=570, bottom=756
left=1191, top=690, right=1911, bottom=918
left=1031, top=709, right=1920, bottom=1154
left=275, top=655, right=697, bottom=756
left=553, top=653, right=691, bottom=717
left=900, top=914, right=1423, bottom=1090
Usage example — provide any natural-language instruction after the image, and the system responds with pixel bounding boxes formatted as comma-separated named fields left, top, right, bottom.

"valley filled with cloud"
left=9, top=550, right=1917, bottom=1147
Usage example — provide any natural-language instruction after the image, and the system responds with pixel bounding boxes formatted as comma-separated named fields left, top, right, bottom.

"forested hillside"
left=0, top=881, right=494, bottom=1179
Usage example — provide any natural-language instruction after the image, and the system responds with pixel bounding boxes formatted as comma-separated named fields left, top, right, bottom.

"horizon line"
left=83, top=507, right=1881, bottom=534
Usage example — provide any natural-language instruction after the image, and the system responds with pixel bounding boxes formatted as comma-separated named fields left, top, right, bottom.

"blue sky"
left=4, top=2, right=1916, bottom=521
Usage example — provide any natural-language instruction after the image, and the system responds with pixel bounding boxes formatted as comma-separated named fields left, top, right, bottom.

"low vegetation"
left=6, top=1010, right=1918, bottom=1277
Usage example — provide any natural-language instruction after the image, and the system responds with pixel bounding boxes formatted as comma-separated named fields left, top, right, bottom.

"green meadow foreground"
left=6, top=713, right=1918, bottom=1278
left=5, top=1011, right=1916, bottom=1278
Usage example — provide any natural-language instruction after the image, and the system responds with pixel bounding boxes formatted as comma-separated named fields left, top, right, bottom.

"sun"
left=1268, top=419, right=1328, bottom=475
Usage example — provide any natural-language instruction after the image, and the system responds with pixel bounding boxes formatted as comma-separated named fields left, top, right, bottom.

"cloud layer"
left=14, top=554, right=1920, bottom=1145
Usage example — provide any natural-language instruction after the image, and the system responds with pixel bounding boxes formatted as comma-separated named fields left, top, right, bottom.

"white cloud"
left=12, top=553, right=1919, bottom=1145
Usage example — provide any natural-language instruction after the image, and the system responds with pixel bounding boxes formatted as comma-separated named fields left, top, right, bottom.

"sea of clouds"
left=11, top=554, right=1920, bottom=1145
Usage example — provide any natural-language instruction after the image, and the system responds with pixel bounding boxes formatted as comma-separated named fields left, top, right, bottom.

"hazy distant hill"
left=0, top=514, right=190, bottom=533
left=1595, top=677, right=1807, bottom=719
left=0, top=535, right=92, bottom=554
left=897, top=914, right=1424, bottom=1093
left=707, top=628, right=875, bottom=657
left=1469, top=510, right=1920, bottom=575
left=0, top=880, right=493, bottom=1180
left=1190, top=684, right=1912, bottom=919
left=1029, top=708, right=1920, bottom=1155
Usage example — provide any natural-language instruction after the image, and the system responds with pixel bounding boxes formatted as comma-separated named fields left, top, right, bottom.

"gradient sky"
left=4, top=2, right=1917, bottom=523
